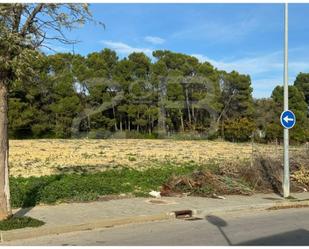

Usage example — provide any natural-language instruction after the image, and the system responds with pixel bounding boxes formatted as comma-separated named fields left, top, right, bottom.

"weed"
left=128, top=156, right=137, bottom=161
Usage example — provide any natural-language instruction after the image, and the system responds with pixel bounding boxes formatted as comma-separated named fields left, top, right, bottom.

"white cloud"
left=191, top=52, right=283, bottom=76
left=191, top=53, right=281, bottom=98
left=191, top=50, right=309, bottom=98
left=101, top=40, right=153, bottom=57
left=193, top=47, right=309, bottom=79
left=144, top=36, right=165, bottom=45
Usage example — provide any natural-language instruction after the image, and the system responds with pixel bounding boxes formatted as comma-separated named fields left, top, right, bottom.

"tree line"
left=9, top=49, right=309, bottom=143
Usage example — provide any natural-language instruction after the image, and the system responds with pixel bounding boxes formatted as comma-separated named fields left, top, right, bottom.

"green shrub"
left=265, top=122, right=282, bottom=143
left=88, top=129, right=112, bottom=139
left=123, top=131, right=158, bottom=139
left=168, top=132, right=210, bottom=140
left=223, top=118, right=256, bottom=142
left=264, top=118, right=309, bottom=145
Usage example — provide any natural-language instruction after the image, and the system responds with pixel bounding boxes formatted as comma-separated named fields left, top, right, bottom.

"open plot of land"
left=9, top=139, right=306, bottom=178
left=8, top=139, right=309, bottom=208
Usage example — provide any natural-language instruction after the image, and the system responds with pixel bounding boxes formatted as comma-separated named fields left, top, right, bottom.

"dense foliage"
left=8, top=49, right=309, bottom=143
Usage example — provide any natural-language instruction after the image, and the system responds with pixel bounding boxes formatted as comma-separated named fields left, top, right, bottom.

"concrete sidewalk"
left=1, top=192, right=309, bottom=242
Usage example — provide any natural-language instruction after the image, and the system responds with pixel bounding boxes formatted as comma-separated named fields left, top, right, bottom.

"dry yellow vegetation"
left=9, top=139, right=305, bottom=177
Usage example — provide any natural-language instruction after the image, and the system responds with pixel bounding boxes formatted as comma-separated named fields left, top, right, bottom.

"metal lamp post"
left=283, top=2, right=290, bottom=198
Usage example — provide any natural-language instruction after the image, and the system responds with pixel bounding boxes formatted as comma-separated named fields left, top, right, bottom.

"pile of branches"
left=160, top=170, right=253, bottom=197
left=160, top=154, right=309, bottom=198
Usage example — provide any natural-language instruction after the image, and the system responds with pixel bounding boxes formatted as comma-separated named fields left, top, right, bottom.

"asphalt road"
left=3, top=208, right=309, bottom=246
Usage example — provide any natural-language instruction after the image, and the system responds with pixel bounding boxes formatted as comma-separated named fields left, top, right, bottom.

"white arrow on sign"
left=283, top=116, right=294, bottom=123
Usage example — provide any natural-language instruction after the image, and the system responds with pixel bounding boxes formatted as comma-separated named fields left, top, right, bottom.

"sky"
left=45, top=3, right=309, bottom=99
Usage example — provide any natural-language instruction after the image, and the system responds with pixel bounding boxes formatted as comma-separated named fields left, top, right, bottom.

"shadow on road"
left=206, top=214, right=309, bottom=246
left=237, top=229, right=309, bottom=246
left=206, top=215, right=232, bottom=245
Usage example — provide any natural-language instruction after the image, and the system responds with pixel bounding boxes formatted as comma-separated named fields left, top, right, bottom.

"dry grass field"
left=9, top=139, right=306, bottom=178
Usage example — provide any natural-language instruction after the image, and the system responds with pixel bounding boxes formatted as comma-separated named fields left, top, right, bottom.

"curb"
left=0, top=212, right=175, bottom=242
left=1, top=199, right=309, bottom=243
left=193, top=199, right=309, bottom=217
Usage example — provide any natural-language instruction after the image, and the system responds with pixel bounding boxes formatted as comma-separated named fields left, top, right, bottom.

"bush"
left=168, top=132, right=210, bottom=140
left=264, top=122, right=282, bottom=143
left=223, top=118, right=256, bottom=142
left=264, top=117, right=309, bottom=145
left=123, top=131, right=158, bottom=139
left=88, top=129, right=113, bottom=139
left=289, top=113, right=309, bottom=144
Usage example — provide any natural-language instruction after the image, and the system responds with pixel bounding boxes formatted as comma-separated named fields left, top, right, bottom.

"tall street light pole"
left=283, top=2, right=290, bottom=198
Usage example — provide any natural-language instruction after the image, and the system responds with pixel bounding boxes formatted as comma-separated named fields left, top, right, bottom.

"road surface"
left=3, top=208, right=309, bottom=246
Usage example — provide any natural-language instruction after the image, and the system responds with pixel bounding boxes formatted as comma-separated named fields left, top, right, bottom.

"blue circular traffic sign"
left=280, top=110, right=296, bottom=129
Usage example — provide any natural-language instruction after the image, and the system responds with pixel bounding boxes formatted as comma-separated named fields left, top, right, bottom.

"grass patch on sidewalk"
left=10, top=162, right=205, bottom=208
left=0, top=217, right=45, bottom=231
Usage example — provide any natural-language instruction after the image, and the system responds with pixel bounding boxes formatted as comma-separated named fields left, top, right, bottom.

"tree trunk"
left=112, top=105, right=118, bottom=131
left=87, top=115, right=91, bottom=132
left=179, top=109, right=184, bottom=132
left=151, top=117, right=154, bottom=132
left=158, top=78, right=167, bottom=137
left=148, top=115, right=151, bottom=135
left=192, top=105, right=196, bottom=123
left=185, top=85, right=191, bottom=126
left=120, top=119, right=123, bottom=132
left=221, top=119, right=225, bottom=139
left=0, top=82, right=11, bottom=220
left=137, top=111, right=140, bottom=132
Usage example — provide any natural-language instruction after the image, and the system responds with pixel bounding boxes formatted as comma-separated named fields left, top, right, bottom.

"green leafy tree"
left=271, top=85, right=309, bottom=143
left=219, top=71, right=254, bottom=140
left=46, top=53, right=85, bottom=138
left=220, top=71, right=254, bottom=119
left=294, top=72, right=309, bottom=111
left=82, top=49, right=119, bottom=135
left=0, top=3, right=97, bottom=220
